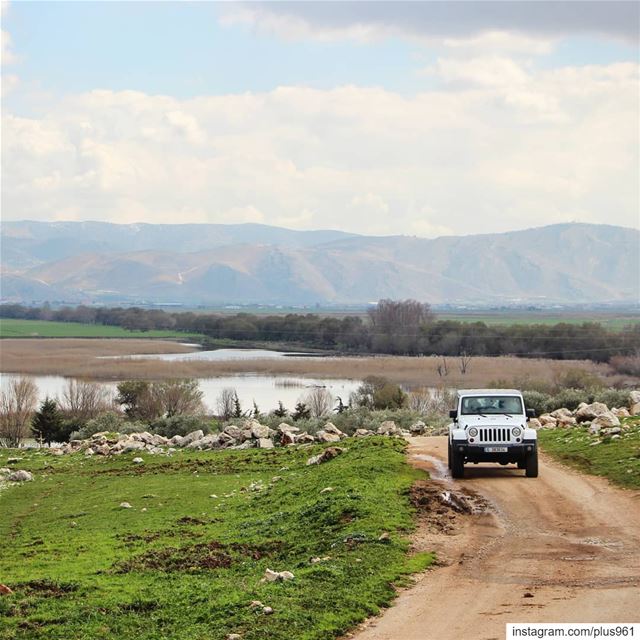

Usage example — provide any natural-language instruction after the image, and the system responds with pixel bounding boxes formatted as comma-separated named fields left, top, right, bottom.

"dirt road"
left=351, top=436, right=640, bottom=640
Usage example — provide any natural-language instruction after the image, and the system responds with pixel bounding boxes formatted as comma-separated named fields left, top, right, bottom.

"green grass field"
left=438, top=312, right=640, bottom=330
left=538, top=417, right=640, bottom=489
left=0, top=438, right=432, bottom=640
left=0, top=319, right=204, bottom=340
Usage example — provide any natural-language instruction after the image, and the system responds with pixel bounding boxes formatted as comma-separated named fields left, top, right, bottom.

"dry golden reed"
left=0, top=338, right=613, bottom=388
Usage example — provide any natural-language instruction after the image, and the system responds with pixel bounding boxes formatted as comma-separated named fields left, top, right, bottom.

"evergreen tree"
left=31, top=397, right=67, bottom=444
left=233, top=393, right=242, bottom=418
left=273, top=401, right=288, bottom=418
left=292, top=402, right=310, bottom=421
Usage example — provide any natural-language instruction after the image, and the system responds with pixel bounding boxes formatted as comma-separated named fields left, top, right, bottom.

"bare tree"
left=459, top=351, right=472, bottom=375
left=407, top=388, right=431, bottom=413
left=368, top=299, right=434, bottom=335
left=436, top=357, right=449, bottom=378
left=60, top=379, right=113, bottom=421
left=305, top=387, right=333, bottom=418
left=408, top=386, right=455, bottom=414
left=0, top=377, right=38, bottom=447
left=216, top=387, right=236, bottom=420
left=153, top=379, right=204, bottom=417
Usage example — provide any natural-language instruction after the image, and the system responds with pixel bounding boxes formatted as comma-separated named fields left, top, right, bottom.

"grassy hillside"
left=0, top=438, right=432, bottom=640
left=0, top=318, right=203, bottom=340
left=538, top=417, right=640, bottom=489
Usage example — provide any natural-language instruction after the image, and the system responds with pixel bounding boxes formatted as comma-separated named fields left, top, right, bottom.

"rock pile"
left=49, top=417, right=430, bottom=457
left=537, top=398, right=638, bottom=436
left=0, top=468, right=33, bottom=483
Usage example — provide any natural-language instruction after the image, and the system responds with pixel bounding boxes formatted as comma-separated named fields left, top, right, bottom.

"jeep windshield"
left=461, top=396, right=523, bottom=415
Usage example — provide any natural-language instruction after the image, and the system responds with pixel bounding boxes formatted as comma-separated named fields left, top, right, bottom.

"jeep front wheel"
left=447, top=442, right=452, bottom=469
left=525, top=450, right=539, bottom=478
left=451, top=448, right=465, bottom=479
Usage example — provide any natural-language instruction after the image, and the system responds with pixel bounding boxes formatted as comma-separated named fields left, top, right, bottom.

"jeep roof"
left=456, top=389, right=522, bottom=397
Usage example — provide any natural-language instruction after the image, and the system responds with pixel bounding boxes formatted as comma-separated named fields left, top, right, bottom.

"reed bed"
left=0, top=338, right=613, bottom=388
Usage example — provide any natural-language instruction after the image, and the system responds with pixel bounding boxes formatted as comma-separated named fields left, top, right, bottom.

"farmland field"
left=0, top=318, right=204, bottom=340
left=0, top=438, right=432, bottom=640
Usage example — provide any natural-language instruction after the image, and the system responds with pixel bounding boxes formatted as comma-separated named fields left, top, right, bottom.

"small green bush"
left=70, top=411, right=125, bottom=440
left=522, top=390, right=551, bottom=416
left=592, top=388, right=631, bottom=409
left=150, top=415, right=215, bottom=438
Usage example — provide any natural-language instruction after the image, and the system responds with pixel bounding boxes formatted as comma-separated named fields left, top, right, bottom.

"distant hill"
left=1, top=221, right=638, bottom=305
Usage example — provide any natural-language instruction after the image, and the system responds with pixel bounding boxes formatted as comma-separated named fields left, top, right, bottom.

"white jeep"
left=448, top=389, right=538, bottom=478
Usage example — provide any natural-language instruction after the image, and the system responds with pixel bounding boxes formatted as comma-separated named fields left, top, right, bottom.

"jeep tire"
left=447, top=442, right=452, bottom=469
left=451, top=448, right=465, bottom=479
left=525, top=450, right=539, bottom=478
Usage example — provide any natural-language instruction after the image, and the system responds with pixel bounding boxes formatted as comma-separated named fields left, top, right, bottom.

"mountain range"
left=1, top=221, right=638, bottom=305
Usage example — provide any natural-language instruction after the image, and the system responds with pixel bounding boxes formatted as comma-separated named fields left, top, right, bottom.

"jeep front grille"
left=478, top=428, right=511, bottom=443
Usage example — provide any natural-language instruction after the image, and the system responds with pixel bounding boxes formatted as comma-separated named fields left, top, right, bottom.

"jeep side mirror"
left=526, top=408, right=536, bottom=419
left=449, top=409, right=458, bottom=420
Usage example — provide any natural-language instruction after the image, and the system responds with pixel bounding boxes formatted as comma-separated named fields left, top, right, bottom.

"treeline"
left=2, top=301, right=639, bottom=363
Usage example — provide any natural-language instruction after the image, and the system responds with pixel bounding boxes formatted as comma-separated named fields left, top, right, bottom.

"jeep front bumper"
left=451, top=441, right=537, bottom=463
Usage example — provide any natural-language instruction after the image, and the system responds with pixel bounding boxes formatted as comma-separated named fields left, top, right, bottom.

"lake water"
left=0, top=373, right=359, bottom=414
left=99, top=348, right=322, bottom=362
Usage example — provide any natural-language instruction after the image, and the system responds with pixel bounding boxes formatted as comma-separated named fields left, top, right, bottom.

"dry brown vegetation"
left=0, top=338, right=615, bottom=388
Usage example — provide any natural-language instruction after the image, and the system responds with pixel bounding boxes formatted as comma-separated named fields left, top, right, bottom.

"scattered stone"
left=315, top=430, right=341, bottom=443
left=409, top=421, right=427, bottom=435
left=378, top=532, right=390, bottom=542
left=612, top=407, right=630, bottom=418
left=70, top=521, right=77, bottom=528
left=6, top=457, right=22, bottom=464
left=8, top=470, right=33, bottom=482
left=181, top=430, right=205, bottom=446
left=209, top=494, right=218, bottom=499
left=262, top=606, right=273, bottom=615
left=527, top=418, right=542, bottom=430
left=132, top=457, right=144, bottom=464
left=575, top=402, right=609, bottom=423
left=323, top=423, right=345, bottom=438
left=250, top=600, right=264, bottom=609
left=550, top=408, right=576, bottom=426
left=257, top=438, right=274, bottom=449
left=84, top=448, right=95, bottom=457
left=306, top=447, right=344, bottom=466
left=320, top=487, right=334, bottom=494
left=591, top=412, right=620, bottom=430
left=539, top=415, right=558, bottom=428
left=523, top=592, right=534, bottom=598
left=249, top=420, right=270, bottom=440
left=141, top=507, right=147, bottom=512
left=629, top=390, right=640, bottom=416
left=227, top=634, right=242, bottom=640
left=263, top=569, right=294, bottom=582
left=119, top=502, right=132, bottom=509
left=377, top=421, right=401, bottom=436
left=0, top=584, right=14, bottom=595
left=0, top=468, right=12, bottom=476
left=353, top=428, right=374, bottom=438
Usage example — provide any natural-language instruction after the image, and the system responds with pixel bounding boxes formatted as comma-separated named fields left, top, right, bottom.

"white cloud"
left=219, top=2, right=639, bottom=44
left=1, top=28, right=16, bottom=65
left=2, top=59, right=638, bottom=236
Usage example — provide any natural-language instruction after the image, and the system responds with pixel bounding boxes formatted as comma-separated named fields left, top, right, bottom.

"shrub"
left=522, top=390, right=551, bottom=416
left=554, top=368, right=604, bottom=390
left=150, top=415, right=215, bottom=438
left=592, top=389, right=631, bottom=410
left=609, top=355, right=640, bottom=377
left=70, top=411, right=125, bottom=440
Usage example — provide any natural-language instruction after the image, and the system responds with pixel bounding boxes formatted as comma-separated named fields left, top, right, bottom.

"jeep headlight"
left=468, top=427, right=478, bottom=437
left=512, top=427, right=522, bottom=437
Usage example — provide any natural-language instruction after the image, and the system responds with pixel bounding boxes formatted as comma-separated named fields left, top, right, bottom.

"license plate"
left=484, top=447, right=508, bottom=453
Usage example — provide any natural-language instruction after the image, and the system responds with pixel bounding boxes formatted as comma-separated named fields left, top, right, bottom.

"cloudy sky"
left=1, top=1, right=638, bottom=237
